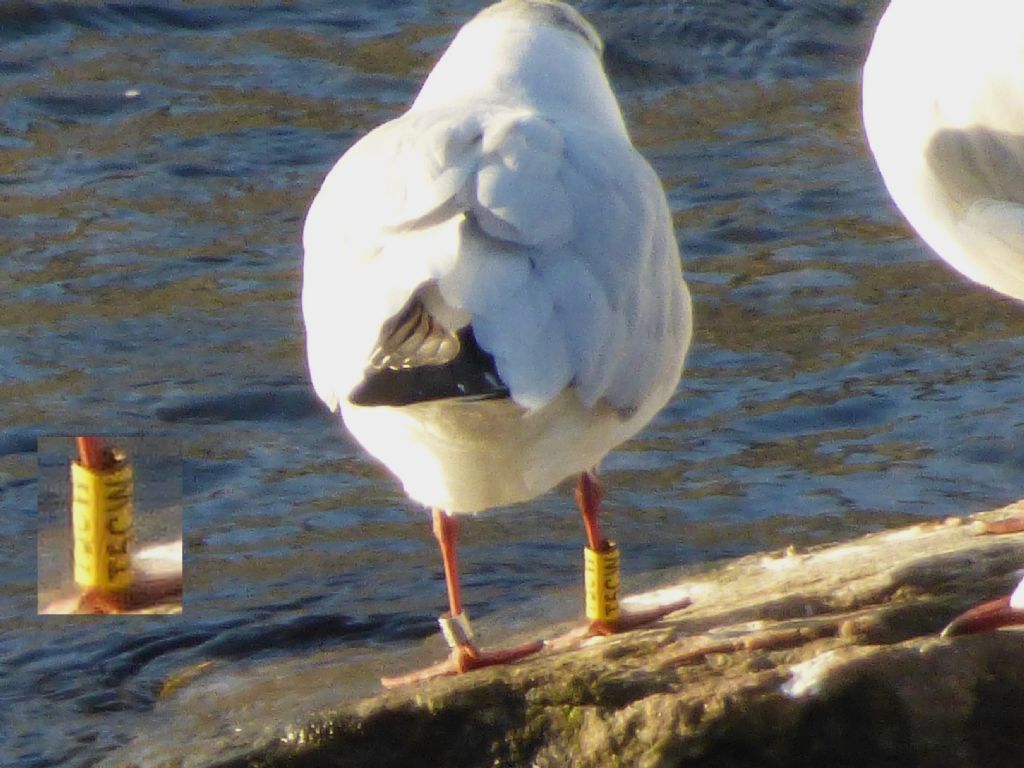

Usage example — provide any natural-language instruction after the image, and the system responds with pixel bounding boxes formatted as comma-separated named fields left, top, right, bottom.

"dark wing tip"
left=349, top=299, right=509, bottom=407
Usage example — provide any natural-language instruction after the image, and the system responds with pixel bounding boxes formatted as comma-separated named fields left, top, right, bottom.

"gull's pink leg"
left=548, top=472, right=689, bottom=650
left=435, top=507, right=464, bottom=617
left=942, top=593, right=1024, bottom=636
left=381, top=508, right=543, bottom=688
left=941, top=514, right=1024, bottom=636
left=977, top=516, right=1024, bottom=536
left=577, top=470, right=607, bottom=552
left=76, top=436, right=112, bottom=471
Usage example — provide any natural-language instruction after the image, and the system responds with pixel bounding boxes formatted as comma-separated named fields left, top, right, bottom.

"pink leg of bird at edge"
left=941, top=514, right=1024, bottom=636
left=380, top=508, right=543, bottom=688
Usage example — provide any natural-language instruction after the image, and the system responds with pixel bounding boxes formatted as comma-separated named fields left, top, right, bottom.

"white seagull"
left=863, top=0, right=1024, bottom=634
left=303, top=0, right=693, bottom=684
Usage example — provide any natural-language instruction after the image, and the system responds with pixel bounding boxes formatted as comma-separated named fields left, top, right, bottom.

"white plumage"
left=303, top=0, right=692, bottom=514
left=865, top=0, right=1024, bottom=636
left=863, top=0, right=1024, bottom=301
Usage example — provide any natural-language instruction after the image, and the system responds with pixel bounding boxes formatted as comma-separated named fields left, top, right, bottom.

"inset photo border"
left=37, top=435, right=183, bottom=615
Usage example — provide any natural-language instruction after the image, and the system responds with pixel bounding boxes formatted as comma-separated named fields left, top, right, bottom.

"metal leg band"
left=439, top=611, right=475, bottom=648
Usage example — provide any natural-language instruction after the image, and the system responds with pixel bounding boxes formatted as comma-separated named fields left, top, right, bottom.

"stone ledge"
left=108, top=504, right=1024, bottom=768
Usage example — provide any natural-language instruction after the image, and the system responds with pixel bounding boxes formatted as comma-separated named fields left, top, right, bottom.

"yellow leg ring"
left=584, top=542, right=620, bottom=622
left=71, top=459, right=134, bottom=591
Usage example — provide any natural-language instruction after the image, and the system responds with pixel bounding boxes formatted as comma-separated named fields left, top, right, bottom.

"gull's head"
left=469, top=0, right=603, bottom=58
left=412, top=0, right=623, bottom=132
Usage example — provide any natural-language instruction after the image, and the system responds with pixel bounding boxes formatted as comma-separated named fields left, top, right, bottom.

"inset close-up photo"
left=37, top=435, right=183, bottom=615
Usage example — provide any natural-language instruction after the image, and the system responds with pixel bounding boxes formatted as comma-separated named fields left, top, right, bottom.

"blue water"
left=4, top=0, right=1024, bottom=765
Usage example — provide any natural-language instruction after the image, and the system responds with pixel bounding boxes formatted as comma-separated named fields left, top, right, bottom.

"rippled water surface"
left=4, top=1, right=1024, bottom=765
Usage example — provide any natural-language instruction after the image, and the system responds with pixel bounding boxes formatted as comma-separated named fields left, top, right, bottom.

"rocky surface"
left=108, top=505, right=1023, bottom=768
